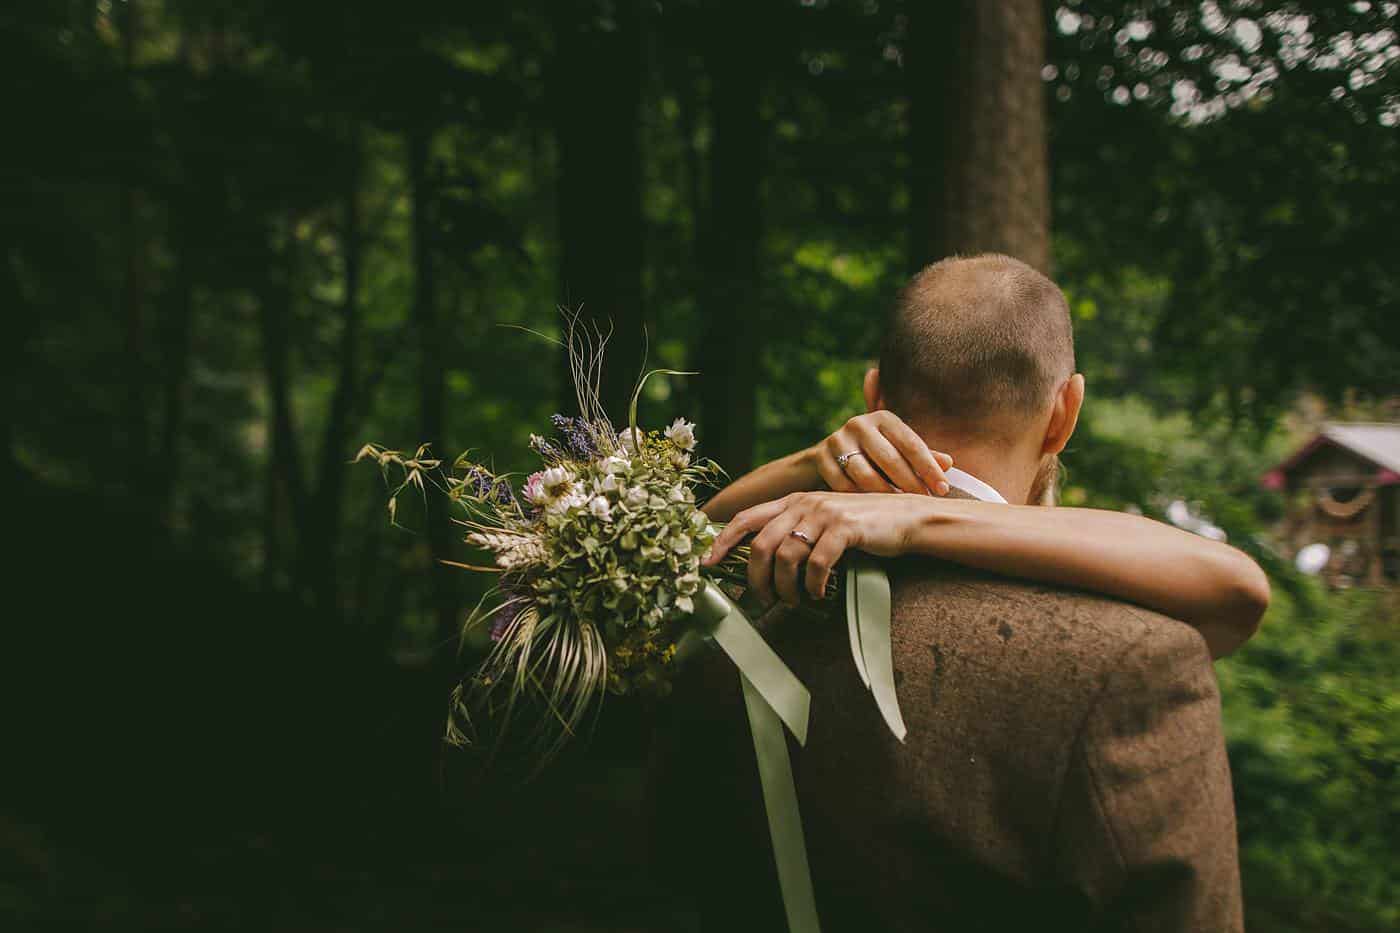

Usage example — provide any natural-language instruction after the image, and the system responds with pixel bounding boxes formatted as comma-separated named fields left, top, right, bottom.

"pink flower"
left=522, top=471, right=546, bottom=504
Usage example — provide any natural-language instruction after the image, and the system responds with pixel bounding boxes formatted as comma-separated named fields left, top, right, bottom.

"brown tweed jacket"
left=653, top=501, right=1243, bottom=933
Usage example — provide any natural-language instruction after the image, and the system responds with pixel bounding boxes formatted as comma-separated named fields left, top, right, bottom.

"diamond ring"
left=836, top=450, right=865, bottom=469
left=789, top=529, right=815, bottom=547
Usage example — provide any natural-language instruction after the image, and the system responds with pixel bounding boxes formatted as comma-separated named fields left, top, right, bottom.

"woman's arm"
left=704, top=492, right=1270, bottom=659
left=702, top=411, right=954, bottom=522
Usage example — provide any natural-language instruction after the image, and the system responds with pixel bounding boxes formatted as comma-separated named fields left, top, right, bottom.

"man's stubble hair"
left=879, top=254, right=1076, bottom=504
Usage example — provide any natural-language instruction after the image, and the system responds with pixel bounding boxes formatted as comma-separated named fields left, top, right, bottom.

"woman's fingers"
left=746, top=507, right=806, bottom=606
left=772, top=526, right=818, bottom=606
left=704, top=497, right=788, bottom=565
left=830, top=435, right=896, bottom=492
left=860, top=429, right=927, bottom=494
left=813, top=447, right=858, bottom=492
left=827, top=428, right=892, bottom=493
left=881, top=418, right=952, bottom=495
left=804, top=525, right=850, bottom=600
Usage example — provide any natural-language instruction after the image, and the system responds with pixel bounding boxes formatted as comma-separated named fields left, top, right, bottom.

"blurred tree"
left=698, top=0, right=769, bottom=474
left=1049, top=0, right=1400, bottom=418
left=909, top=0, right=1050, bottom=269
left=553, top=0, right=646, bottom=422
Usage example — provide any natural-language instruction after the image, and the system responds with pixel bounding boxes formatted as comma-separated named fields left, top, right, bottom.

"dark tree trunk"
left=158, top=34, right=195, bottom=534
left=408, top=125, right=457, bottom=639
left=1, top=254, right=28, bottom=491
left=119, top=0, right=150, bottom=489
left=256, top=250, right=309, bottom=595
left=908, top=0, right=1049, bottom=271
left=158, top=218, right=193, bottom=532
left=697, top=2, right=765, bottom=475
left=309, top=121, right=365, bottom=617
left=552, top=1, right=646, bottom=423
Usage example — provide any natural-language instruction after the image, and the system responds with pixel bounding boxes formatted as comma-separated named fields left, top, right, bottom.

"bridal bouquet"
left=361, top=410, right=742, bottom=757
left=359, top=321, right=905, bottom=933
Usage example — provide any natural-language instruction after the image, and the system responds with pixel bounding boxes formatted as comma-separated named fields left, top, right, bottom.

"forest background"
left=4, top=1, right=1399, bottom=930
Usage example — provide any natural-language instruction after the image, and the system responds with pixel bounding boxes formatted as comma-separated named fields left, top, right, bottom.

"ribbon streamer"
left=845, top=554, right=907, bottom=742
left=684, top=582, right=821, bottom=933
left=741, top=672, right=821, bottom=933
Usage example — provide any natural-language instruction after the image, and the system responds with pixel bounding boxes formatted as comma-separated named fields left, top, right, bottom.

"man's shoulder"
left=887, top=558, right=1209, bottom=681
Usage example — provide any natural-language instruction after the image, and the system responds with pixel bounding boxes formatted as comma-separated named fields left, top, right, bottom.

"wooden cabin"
left=1263, top=422, right=1400, bottom=587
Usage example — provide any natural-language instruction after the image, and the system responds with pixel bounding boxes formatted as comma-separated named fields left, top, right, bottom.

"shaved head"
left=878, top=254, right=1075, bottom=440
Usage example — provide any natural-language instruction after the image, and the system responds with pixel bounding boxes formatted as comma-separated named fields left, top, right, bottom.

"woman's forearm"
left=701, top=448, right=823, bottom=522
left=904, top=499, right=1270, bottom=658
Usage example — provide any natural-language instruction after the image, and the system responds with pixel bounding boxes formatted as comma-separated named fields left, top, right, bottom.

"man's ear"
left=863, top=367, right=884, bottom=413
left=1042, top=373, right=1085, bottom=456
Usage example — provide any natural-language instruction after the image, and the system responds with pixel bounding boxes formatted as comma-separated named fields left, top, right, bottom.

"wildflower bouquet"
left=360, top=322, right=908, bottom=933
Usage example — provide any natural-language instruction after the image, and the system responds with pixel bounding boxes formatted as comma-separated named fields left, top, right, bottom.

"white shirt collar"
left=945, top=467, right=1006, bottom=504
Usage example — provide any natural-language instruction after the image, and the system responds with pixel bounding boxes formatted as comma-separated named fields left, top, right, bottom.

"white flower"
left=669, top=484, right=688, bottom=502
left=665, top=417, right=697, bottom=452
left=547, top=490, right=587, bottom=514
left=589, top=495, right=612, bottom=521
left=598, top=472, right=621, bottom=494
left=675, top=595, right=695, bottom=614
left=601, top=454, right=631, bottom=475
left=625, top=486, right=649, bottom=507
left=672, top=535, right=693, bottom=556
left=644, top=607, right=664, bottom=626
left=677, top=572, right=701, bottom=595
left=539, top=466, right=575, bottom=498
left=691, top=510, right=708, bottom=530
left=618, top=427, right=644, bottom=456
left=669, top=449, right=691, bottom=469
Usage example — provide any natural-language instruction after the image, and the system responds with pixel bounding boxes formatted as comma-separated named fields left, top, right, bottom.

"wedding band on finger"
left=836, top=450, right=865, bottom=470
left=789, top=529, right=815, bottom=547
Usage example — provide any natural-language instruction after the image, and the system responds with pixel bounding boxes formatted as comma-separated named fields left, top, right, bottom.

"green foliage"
left=1219, top=585, right=1400, bottom=933
left=1060, top=397, right=1400, bottom=933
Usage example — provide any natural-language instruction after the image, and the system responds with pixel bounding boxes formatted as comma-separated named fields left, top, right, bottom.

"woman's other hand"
left=805, top=411, right=953, bottom=495
left=704, top=491, right=924, bottom=607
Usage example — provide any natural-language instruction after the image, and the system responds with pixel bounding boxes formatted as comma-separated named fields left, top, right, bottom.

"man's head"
left=866, top=253, right=1084, bottom=503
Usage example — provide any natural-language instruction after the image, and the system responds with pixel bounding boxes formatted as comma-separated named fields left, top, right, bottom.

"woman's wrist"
left=795, top=443, right=826, bottom=488
left=902, top=495, right=977, bottom=555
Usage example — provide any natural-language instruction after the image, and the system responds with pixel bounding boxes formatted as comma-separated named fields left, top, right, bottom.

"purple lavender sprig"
left=550, top=413, right=600, bottom=461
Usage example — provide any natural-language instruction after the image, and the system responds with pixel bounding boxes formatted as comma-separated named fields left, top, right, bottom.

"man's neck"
left=924, top=440, right=1039, bottom=505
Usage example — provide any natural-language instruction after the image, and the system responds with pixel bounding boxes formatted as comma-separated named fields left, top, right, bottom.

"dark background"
left=4, top=1, right=1399, bottom=930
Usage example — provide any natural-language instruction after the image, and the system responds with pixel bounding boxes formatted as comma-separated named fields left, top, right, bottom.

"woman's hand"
left=703, top=491, right=923, bottom=607
left=805, top=411, right=954, bottom=495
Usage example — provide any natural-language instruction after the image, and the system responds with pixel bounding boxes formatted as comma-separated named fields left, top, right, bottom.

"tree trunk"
left=408, top=125, right=457, bottom=639
left=256, top=249, right=309, bottom=595
left=698, top=2, right=764, bottom=474
left=1, top=253, right=28, bottom=491
left=552, top=1, right=646, bottom=423
left=908, top=0, right=1049, bottom=272
left=309, top=121, right=365, bottom=617
left=119, top=0, right=150, bottom=490
left=158, top=34, right=195, bottom=534
left=158, top=215, right=193, bottom=532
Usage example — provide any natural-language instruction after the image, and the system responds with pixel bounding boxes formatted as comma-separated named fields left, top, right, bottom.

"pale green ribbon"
left=845, top=554, right=907, bottom=742
left=680, top=582, right=821, bottom=933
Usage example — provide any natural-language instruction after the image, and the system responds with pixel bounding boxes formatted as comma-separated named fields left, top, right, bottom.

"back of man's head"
left=878, top=254, right=1075, bottom=444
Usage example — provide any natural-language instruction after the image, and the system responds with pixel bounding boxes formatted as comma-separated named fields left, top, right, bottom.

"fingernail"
left=936, top=482, right=950, bottom=495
